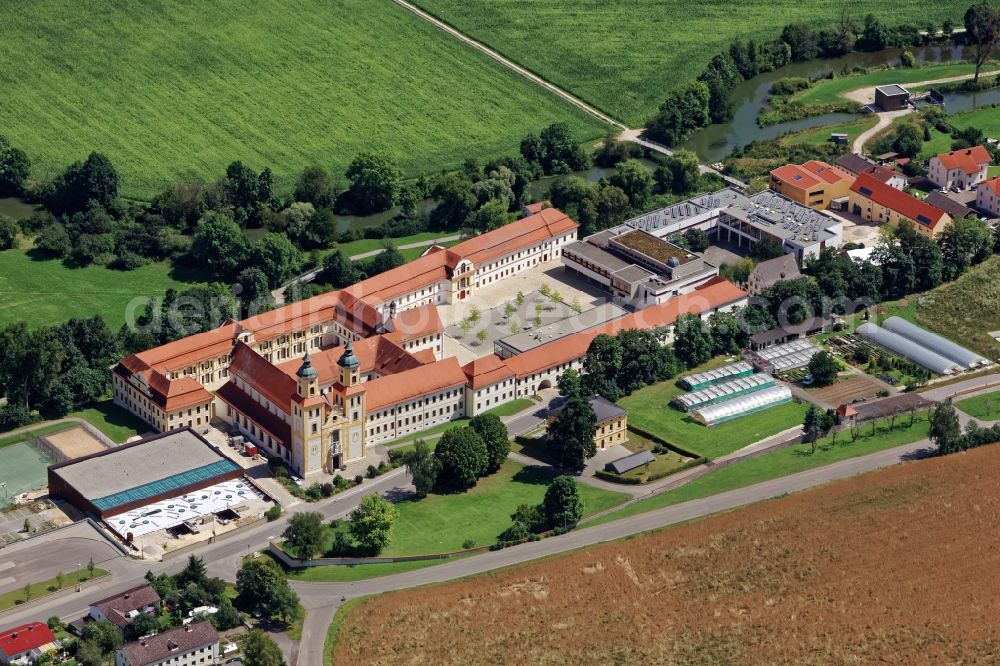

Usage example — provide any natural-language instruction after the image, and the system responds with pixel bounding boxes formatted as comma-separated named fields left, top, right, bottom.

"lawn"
left=0, top=248, right=206, bottom=329
left=0, top=423, right=75, bottom=449
left=411, top=1, right=958, bottom=125
left=955, top=390, right=1000, bottom=420
left=780, top=116, right=878, bottom=147
left=328, top=232, right=456, bottom=261
left=0, top=0, right=605, bottom=200
left=383, top=417, right=471, bottom=450
left=618, top=358, right=810, bottom=459
left=0, top=568, right=109, bottom=611
left=68, top=400, right=148, bottom=443
left=285, top=557, right=450, bottom=583
left=482, top=398, right=536, bottom=418
left=589, top=411, right=930, bottom=526
left=795, top=62, right=979, bottom=105
left=948, top=104, right=1000, bottom=139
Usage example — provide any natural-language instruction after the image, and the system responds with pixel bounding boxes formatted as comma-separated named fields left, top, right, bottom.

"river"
left=680, top=43, right=968, bottom=163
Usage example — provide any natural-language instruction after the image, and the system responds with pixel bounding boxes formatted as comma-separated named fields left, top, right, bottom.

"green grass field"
left=383, top=460, right=627, bottom=555
left=795, top=62, right=979, bottom=105
left=0, top=0, right=606, bottom=200
left=781, top=116, right=878, bottom=147
left=411, top=1, right=958, bottom=125
left=0, top=568, right=109, bottom=611
left=949, top=104, right=1000, bottom=139
left=618, top=358, right=810, bottom=459
left=68, top=400, right=148, bottom=442
left=588, top=412, right=930, bottom=526
left=0, top=248, right=206, bottom=329
left=955, top=390, right=1000, bottom=420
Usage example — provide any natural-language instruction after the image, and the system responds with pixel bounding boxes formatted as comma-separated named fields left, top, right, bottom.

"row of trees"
left=646, top=9, right=976, bottom=147
left=929, top=399, right=1000, bottom=455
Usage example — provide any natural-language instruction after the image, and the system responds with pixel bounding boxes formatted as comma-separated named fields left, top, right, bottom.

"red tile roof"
left=979, top=175, right=1000, bottom=197
left=113, top=359, right=212, bottom=412
left=227, top=342, right=296, bottom=412
left=364, top=358, right=467, bottom=411
left=802, top=160, right=854, bottom=184
left=504, top=278, right=747, bottom=378
left=342, top=251, right=450, bottom=307
left=450, top=208, right=576, bottom=267
left=523, top=200, right=551, bottom=215
left=385, top=303, right=443, bottom=341
left=771, top=164, right=821, bottom=190
left=934, top=145, right=991, bottom=174
left=463, top=355, right=515, bottom=390
left=850, top=172, right=948, bottom=228
left=0, top=623, right=55, bottom=657
left=134, top=323, right=239, bottom=373
left=276, top=335, right=422, bottom=384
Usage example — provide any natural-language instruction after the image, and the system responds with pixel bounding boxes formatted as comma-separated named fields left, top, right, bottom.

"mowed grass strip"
left=588, top=411, right=931, bottom=526
left=0, top=0, right=606, bottom=199
left=0, top=249, right=205, bottom=329
left=0, top=568, right=109, bottom=611
left=954, top=390, right=1000, bottom=420
left=795, top=62, right=980, bottom=105
left=411, top=1, right=959, bottom=125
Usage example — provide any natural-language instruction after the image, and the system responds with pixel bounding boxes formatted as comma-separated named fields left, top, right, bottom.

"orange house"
left=769, top=160, right=855, bottom=209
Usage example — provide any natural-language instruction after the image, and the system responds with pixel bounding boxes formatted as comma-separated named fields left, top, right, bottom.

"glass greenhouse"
left=882, top=317, right=988, bottom=369
left=674, top=373, right=775, bottom=411
left=857, top=323, right=962, bottom=375
left=690, top=385, right=793, bottom=426
left=751, top=338, right=819, bottom=373
left=679, top=361, right=754, bottom=390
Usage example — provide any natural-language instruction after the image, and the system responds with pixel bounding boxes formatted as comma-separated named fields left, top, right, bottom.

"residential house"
left=114, top=621, right=219, bottom=666
left=89, top=585, right=161, bottom=631
left=746, top=254, right=801, bottom=294
left=548, top=395, right=628, bottom=449
left=928, top=146, right=991, bottom=190
left=0, top=623, right=56, bottom=666
left=975, top=176, right=1000, bottom=217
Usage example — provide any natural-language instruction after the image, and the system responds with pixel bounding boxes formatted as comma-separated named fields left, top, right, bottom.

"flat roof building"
left=494, top=303, right=627, bottom=358
left=48, top=429, right=242, bottom=522
left=875, top=84, right=910, bottom=111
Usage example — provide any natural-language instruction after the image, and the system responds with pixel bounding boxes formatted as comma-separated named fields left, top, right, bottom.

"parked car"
left=290, top=476, right=304, bottom=487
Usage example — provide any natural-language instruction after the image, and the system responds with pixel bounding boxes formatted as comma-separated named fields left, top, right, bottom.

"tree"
left=965, top=3, right=1000, bottom=83
left=294, top=164, right=334, bottom=208
left=434, top=427, right=489, bottom=489
left=609, top=159, right=654, bottom=208
left=87, top=557, right=95, bottom=576
left=891, top=123, right=922, bottom=158
left=673, top=313, right=713, bottom=369
left=547, top=395, right=597, bottom=470
left=349, top=494, right=399, bottom=554
left=124, top=612, right=160, bottom=641
left=0, top=136, right=30, bottom=196
left=708, top=310, right=742, bottom=355
left=858, top=14, right=891, bottom=51
left=47, top=152, right=119, bottom=213
left=807, top=350, right=839, bottom=386
left=34, top=223, right=71, bottom=257
left=749, top=236, right=784, bottom=261
left=345, top=152, right=402, bottom=214
left=471, top=199, right=511, bottom=232
left=213, top=596, right=243, bottom=631
left=366, top=240, right=404, bottom=276
left=0, top=215, right=17, bottom=250
left=282, top=512, right=325, bottom=560
left=646, top=82, right=710, bottom=147
left=81, top=620, right=122, bottom=655
left=470, top=413, right=510, bottom=474
left=323, top=249, right=360, bottom=288
left=188, top=212, right=250, bottom=278
left=262, top=582, right=301, bottom=626
left=250, top=233, right=302, bottom=287
left=682, top=228, right=710, bottom=253
left=76, top=640, right=105, bottom=666
left=781, top=22, right=819, bottom=61
left=929, top=399, right=963, bottom=454
left=594, top=185, right=630, bottom=230
left=431, top=172, right=477, bottom=229
left=542, top=475, right=583, bottom=529
left=557, top=367, right=583, bottom=398
left=55, top=571, right=64, bottom=590
left=938, top=215, right=994, bottom=280
left=237, top=268, right=274, bottom=317
left=402, top=440, right=441, bottom=498
left=803, top=404, right=823, bottom=453
left=243, top=629, right=286, bottom=666
left=236, top=557, right=284, bottom=608
left=176, top=554, right=208, bottom=588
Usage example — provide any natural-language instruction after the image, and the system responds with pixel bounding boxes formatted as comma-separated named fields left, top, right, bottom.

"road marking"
left=0, top=577, right=15, bottom=587
left=0, top=562, right=14, bottom=572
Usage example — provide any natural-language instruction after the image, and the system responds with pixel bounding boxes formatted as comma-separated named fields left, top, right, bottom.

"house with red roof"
left=0, top=622, right=56, bottom=665
left=848, top=173, right=952, bottom=238
left=928, top=146, right=992, bottom=190
left=975, top=176, right=1000, bottom=217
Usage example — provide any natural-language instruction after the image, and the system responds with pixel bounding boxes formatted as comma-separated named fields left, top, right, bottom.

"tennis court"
left=0, top=441, right=53, bottom=506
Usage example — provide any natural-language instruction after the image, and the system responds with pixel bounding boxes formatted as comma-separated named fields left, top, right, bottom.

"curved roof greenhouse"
left=857, top=323, right=961, bottom=375
left=691, top=385, right=792, bottom=426
left=882, top=317, right=988, bottom=369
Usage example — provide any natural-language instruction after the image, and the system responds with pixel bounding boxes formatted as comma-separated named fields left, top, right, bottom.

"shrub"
left=333, top=474, right=349, bottom=489
left=265, top=505, right=282, bottom=522
left=304, top=483, right=323, bottom=501
left=320, top=482, right=334, bottom=498
left=354, top=474, right=364, bottom=485
left=366, top=465, right=378, bottom=479
left=461, top=538, right=476, bottom=550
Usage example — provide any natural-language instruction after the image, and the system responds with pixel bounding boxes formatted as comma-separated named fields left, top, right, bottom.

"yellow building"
left=548, top=394, right=628, bottom=450
left=769, top=160, right=855, bottom=209
left=848, top=173, right=951, bottom=239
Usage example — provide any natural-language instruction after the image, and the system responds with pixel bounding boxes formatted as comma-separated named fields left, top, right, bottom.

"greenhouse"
left=674, top=373, right=775, bottom=411
left=751, top=338, right=819, bottom=373
left=679, top=361, right=754, bottom=390
left=882, top=317, right=988, bottom=369
left=857, top=323, right=961, bottom=375
left=690, top=385, right=793, bottom=426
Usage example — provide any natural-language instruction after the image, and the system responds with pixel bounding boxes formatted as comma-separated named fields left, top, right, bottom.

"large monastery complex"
left=113, top=208, right=747, bottom=477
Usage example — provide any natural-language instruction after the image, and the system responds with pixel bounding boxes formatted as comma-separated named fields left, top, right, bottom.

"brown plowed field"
left=332, top=446, right=1000, bottom=665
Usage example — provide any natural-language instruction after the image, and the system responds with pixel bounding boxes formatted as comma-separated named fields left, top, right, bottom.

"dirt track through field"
left=333, top=444, right=1000, bottom=665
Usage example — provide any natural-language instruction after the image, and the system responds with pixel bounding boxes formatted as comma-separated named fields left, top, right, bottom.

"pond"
left=681, top=43, right=968, bottom=163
